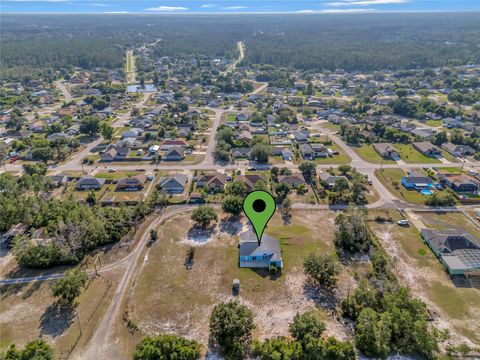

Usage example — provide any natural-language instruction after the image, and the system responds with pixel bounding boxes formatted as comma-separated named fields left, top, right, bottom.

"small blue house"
left=238, top=228, right=283, bottom=269
left=401, top=171, right=433, bottom=190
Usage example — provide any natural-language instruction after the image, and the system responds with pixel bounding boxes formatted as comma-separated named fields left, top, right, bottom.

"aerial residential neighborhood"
left=1, top=9, right=479, bottom=360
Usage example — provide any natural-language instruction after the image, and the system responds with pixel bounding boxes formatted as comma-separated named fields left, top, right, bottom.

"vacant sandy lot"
left=128, top=210, right=366, bottom=347
left=369, top=209, right=480, bottom=348
left=0, top=273, right=116, bottom=354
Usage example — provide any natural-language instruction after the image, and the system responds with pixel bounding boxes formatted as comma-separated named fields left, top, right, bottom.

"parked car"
left=397, top=219, right=409, bottom=226
left=435, top=183, right=443, bottom=190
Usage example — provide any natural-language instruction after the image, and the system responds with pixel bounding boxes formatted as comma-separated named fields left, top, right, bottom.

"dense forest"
left=1, top=13, right=480, bottom=80
left=244, top=13, right=480, bottom=71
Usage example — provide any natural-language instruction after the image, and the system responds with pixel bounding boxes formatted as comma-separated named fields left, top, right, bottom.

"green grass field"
left=318, top=122, right=341, bottom=133
left=313, top=144, right=352, bottom=164
left=425, top=120, right=443, bottom=127
left=395, top=144, right=441, bottom=164
left=354, top=144, right=396, bottom=164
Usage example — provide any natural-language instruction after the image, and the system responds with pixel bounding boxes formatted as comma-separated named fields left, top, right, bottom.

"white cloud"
left=104, top=11, right=129, bottom=13
left=222, top=6, right=248, bottom=10
left=325, top=0, right=409, bottom=6
left=201, top=4, right=216, bottom=8
left=318, top=8, right=377, bottom=12
left=144, top=6, right=188, bottom=11
left=295, top=10, right=318, bottom=13
left=87, top=3, right=109, bottom=6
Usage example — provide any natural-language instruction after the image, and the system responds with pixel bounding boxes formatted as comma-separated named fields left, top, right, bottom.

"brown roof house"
left=197, top=173, right=227, bottom=191
left=278, top=173, right=306, bottom=188
left=238, top=174, right=268, bottom=192
left=116, top=175, right=146, bottom=191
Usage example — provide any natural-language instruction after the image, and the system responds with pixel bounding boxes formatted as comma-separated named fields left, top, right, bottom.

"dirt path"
left=73, top=206, right=197, bottom=360
left=126, top=50, right=136, bottom=83
left=221, top=41, right=244, bottom=75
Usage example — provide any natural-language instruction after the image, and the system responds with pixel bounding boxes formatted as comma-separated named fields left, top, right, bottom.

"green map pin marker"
left=243, top=190, right=276, bottom=245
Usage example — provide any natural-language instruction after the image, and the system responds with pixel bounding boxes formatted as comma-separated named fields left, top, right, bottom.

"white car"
left=397, top=219, right=409, bottom=226
left=107, top=168, right=116, bottom=173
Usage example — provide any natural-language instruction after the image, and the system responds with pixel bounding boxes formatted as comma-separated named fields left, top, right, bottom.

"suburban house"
left=300, top=144, right=314, bottom=160
left=401, top=171, right=433, bottom=190
left=236, top=113, right=249, bottom=121
left=76, top=176, right=106, bottom=191
left=100, top=148, right=118, bottom=162
left=413, top=142, right=442, bottom=157
left=121, top=128, right=142, bottom=139
left=238, top=174, right=268, bottom=192
left=163, top=147, right=185, bottom=161
left=411, top=128, right=434, bottom=139
left=47, top=175, right=68, bottom=187
left=238, top=228, right=283, bottom=269
left=374, top=143, right=399, bottom=159
left=292, top=130, right=309, bottom=143
left=281, top=148, right=293, bottom=161
left=158, top=174, right=189, bottom=194
left=47, top=132, right=72, bottom=142
left=272, top=147, right=293, bottom=161
left=420, top=229, right=480, bottom=276
left=160, top=139, right=187, bottom=150
left=232, top=148, right=252, bottom=159
left=196, top=173, right=227, bottom=191
left=319, top=172, right=348, bottom=189
left=237, top=130, right=252, bottom=142
left=439, top=173, right=480, bottom=193
left=442, top=143, right=476, bottom=157
left=278, top=173, right=306, bottom=188
left=116, top=176, right=146, bottom=191
left=311, top=144, right=328, bottom=158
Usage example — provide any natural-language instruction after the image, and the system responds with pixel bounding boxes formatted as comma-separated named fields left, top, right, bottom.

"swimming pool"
left=421, top=190, right=433, bottom=195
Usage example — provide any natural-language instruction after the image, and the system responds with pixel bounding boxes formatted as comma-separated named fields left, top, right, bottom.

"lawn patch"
left=354, top=144, right=396, bottom=164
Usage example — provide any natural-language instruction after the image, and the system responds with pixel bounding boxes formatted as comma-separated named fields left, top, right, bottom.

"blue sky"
left=2, top=0, right=479, bottom=14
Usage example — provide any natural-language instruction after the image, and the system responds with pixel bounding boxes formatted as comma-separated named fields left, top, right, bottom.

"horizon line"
left=2, top=10, right=480, bottom=15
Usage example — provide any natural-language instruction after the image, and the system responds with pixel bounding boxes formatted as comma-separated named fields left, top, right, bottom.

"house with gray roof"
left=442, top=143, right=476, bottom=158
left=163, top=147, right=185, bottom=161
left=421, top=229, right=480, bottom=276
left=76, top=176, right=105, bottom=191
left=238, top=228, right=282, bottom=269
left=373, top=143, right=399, bottom=159
left=413, top=142, right=441, bottom=157
left=319, top=172, right=348, bottom=189
left=158, top=174, right=188, bottom=194
left=121, top=128, right=143, bottom=139
left=232, top=147, right=252, bottom=159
